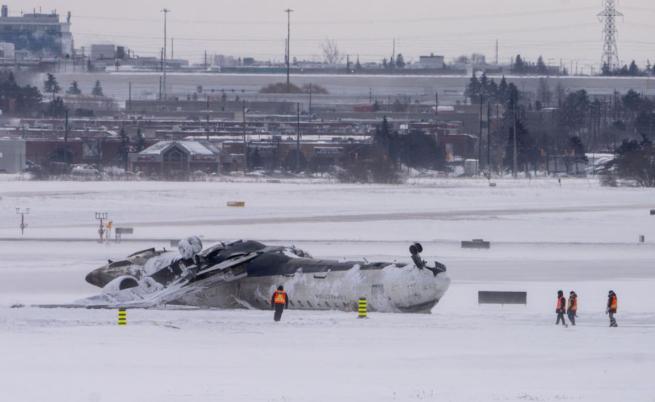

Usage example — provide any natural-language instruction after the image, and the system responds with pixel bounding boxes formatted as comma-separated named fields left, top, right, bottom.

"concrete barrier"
left=478, top=291, right=527, bottom=305
left=462, top=239, right=491, bottom=249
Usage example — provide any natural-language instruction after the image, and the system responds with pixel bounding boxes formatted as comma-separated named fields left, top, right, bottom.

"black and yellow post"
left=118, top=308, right=127, bottom=326
left=358, top=297, right=368, bottom=318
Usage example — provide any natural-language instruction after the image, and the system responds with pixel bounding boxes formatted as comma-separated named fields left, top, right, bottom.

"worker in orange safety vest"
left=271, top=285, right=289, bottom=322
left=567, top=291, right=578, bottom=326
left=606, top=290, right=618, bottom=327
left=555, top=290, right=568, bottom=327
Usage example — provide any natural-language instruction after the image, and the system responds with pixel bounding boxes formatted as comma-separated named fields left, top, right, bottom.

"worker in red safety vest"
left=606, top=290, right=618, bottom=327
left=555, top=290, right=568, bottom=327
left=271, top=285, right=289, bottom=322
left=567, top=291, right=578, bottom=326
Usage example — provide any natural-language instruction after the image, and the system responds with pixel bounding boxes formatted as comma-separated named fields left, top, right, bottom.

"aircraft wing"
left=73, top=252, right=258, bottom=309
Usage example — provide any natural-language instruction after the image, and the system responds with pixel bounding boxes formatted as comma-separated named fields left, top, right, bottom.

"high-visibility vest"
left=610, top=295, right=617, bottom=311
left=568, top=297, right=577, bottom=312
left=556, top=296, right=565, bottom=310
left=274, top=291, right=287, bottom=305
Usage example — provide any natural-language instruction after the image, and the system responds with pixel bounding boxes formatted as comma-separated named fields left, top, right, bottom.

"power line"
left=73, top=6, right=598, bottom=26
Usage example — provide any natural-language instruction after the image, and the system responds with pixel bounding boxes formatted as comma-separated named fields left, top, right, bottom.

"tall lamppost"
left=161, top=8, right=170, bottom=100
left=284, top=8, right=293, bottom=92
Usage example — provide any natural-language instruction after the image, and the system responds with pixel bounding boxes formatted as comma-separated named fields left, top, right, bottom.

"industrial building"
left=0, top=138, right=26, bottom=173
left=0, top=5, right=74, bottom=58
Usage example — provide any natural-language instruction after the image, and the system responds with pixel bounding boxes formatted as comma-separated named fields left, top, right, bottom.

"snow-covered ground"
left=1, top=177, right=654, bottom=401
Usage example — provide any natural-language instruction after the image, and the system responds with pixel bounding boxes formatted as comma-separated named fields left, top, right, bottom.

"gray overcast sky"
left=6, top=0, right=655, bottom=68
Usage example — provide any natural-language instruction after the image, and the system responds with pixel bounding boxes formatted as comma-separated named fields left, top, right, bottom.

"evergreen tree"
left=43, top=73, right=61, bottom=100
left=503, top=119, right=539, bottom=170
left=66, top=81, right=82, bottom=95
left=568, top=136, right=588, bottom=161
left=487, top=80, right=499, bottom=103
left=382, top=58, right=388, bottom=69
left=512, top=55, right=526, bottom=74
left=465, top=74, right=481, bottom=104
left=498, top=76, right=509, bottom=104
left=479, top=73, right=489, bottom=99
left=506, top=83, right=520, bottom=110
left=604, top=135, right=655, bottom=187
left=628, top=60, right=641, bottom=76
left=395, top=53, right=406, bottom=68
left=92, top=80, right=104, bottom=97
left=560, top=90, right=590, bottom=135
left=46, top=97, right=67, bottom=117
left=355, top=56, right=362, bottom=71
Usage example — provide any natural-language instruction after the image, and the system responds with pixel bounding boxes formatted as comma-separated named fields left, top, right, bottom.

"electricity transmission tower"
left=597, top=0, right=622, bottom=70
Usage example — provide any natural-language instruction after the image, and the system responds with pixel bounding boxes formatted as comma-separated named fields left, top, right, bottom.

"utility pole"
left=242, top=101, right=248, bottom=172
left=161, top=8, right=170, bottom=100
left=64, top=109, right=69, bottom=144
left=128, top=81, right=132, bottom=112
left=486, top=101, right=491, bottom=176
left=435, top=91, right=439, bottom=119
left=285, top=8, right=293, bottom=92
left=478, top=96, right=484, bottom=173
left=308, top=84, right=312, bottom=119
left=598, top=0, right=622, bottom=70
left=206, top=95, right=210, bottom=141
left=296, top=102, right=301, bottom=172
left=171, top=37, right=174, bottom=60
left=95, top=211, right=108, bottom=242
left=16, top=208, right=29, bottom=236
left=513, top=105, right=518, bottom=178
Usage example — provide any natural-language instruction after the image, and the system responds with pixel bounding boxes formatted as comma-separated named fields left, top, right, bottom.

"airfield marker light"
left=358, top=297, right=368, bottom=319
left=118, top=308, right=127, bottom=326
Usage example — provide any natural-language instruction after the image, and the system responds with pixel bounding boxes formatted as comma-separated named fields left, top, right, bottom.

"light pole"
left=161, top=8, right=170, bottom=100
left=284, top=8, right=293, bottom=92
left=95, top=211, right=108, bottom=242
left=242, top=101, right=249, bottom=172
left=16, top=208, right=29, bottom=236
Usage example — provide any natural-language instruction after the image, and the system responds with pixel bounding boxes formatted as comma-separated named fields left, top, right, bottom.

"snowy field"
left=1, top=177, right=655, bottom=402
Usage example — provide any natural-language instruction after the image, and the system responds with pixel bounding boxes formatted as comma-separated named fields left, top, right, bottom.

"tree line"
left=0, top=72, right=106, bottom=117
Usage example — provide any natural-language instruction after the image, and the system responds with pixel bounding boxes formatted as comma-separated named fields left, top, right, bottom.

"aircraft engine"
left=178, top=236, right=203, bottom=259
left=102, top=275, right=140, bottom=293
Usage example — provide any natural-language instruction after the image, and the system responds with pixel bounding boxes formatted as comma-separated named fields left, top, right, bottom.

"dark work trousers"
left=609, top=311, right=618, bottom=327
left=274, top=304, right=285, bottom=322
left=556, top=312, right=567, bottom=326
left=567, top=311, right=576, bottom=326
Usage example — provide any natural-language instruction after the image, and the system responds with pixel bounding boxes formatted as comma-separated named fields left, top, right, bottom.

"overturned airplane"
left=81, top=238, right=450, bottom=313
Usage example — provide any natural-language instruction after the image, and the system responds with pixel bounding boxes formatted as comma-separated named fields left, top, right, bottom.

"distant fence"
left=478, top=291, right=527, bottom=305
